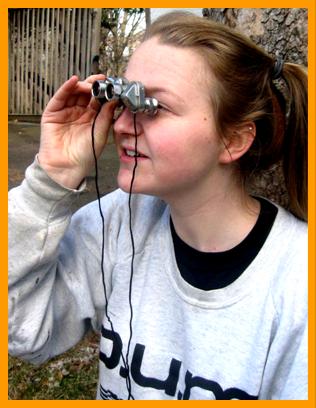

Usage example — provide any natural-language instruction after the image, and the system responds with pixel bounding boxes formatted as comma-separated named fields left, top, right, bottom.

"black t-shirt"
left=171, top=197, right=278, bottom=290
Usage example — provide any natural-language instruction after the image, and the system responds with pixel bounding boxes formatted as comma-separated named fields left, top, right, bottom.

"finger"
left=46, top=78, right=93, bottom=110
left=93, top=101, right=117, bottom=145
left=89, top=97, right=103, bottom=112
left=88, top=91, right=118, bottom=112
left=76, top=93, right=92, bottom=108
left=83, top=73, right=106, bottom=85
left=65, top=94, right=90, bottom=108
left=67, top=79, right=98, bottom=106
left=45, top=75, right=79, bottom=113
left=65, top=95, right=78, bottom=108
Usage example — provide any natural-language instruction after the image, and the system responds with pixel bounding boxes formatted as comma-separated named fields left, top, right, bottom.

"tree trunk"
left=91, top=9, right=102, bottom=74
left=145, top=8, right=151, bottom=27
left=203, top=8, right=307, bottom=65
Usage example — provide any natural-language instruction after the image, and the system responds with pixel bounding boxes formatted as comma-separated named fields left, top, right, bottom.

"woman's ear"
left=219, top=122, right=256, bottom=164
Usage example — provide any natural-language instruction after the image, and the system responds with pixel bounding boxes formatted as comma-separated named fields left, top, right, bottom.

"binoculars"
left=91, top=77, right=159, bottom=116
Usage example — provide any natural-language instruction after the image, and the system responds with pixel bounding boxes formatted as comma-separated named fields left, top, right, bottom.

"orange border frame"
left=2, top=2, right=315, bottom=406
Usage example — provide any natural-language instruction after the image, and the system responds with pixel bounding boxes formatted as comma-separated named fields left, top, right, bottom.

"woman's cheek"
left=153, top=135, right=184, bottom=160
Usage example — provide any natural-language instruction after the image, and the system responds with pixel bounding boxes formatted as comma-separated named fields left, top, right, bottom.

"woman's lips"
left=125, top=149, right=147, bottom=158
left=120, top=148, right=149, bottom=163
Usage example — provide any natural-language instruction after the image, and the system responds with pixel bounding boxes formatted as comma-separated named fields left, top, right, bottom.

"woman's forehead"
left=125, top=38, right=211, bottom=99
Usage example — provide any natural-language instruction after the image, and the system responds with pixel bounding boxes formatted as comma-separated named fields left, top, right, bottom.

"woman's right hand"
left=38, top=74, right=117, bottom=189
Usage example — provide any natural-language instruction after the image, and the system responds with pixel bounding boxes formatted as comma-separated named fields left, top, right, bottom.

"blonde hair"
left=144, top=12, right=307, bottom=221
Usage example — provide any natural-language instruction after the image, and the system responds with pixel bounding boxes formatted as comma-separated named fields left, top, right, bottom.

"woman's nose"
left=113, top=107, right=141, bottom=136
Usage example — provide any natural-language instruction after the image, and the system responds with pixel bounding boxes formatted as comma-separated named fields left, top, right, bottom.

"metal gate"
left=8, top=8, right=101, bottom=115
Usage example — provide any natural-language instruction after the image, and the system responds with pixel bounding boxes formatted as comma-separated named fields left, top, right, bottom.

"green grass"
left=8, top=331, right=100, bottom=400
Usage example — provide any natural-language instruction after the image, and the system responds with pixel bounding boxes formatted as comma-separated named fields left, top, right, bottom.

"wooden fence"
left=8, top=8, right=101, bottom=115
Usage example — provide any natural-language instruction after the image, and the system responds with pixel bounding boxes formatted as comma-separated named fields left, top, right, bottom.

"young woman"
left=9, top=12, right=307, bottom=400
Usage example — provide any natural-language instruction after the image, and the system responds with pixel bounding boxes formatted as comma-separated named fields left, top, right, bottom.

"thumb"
left=92, top=100, right=117, bottom=149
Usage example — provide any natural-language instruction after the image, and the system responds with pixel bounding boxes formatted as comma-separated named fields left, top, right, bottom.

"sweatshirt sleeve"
left=260, top=220, right=308, bottom=400
left=8, top=158, right=115, bottom=364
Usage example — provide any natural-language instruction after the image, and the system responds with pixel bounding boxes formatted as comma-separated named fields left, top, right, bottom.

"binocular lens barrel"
left=91, top=80, right=115, bottom=101
left=91, top=78, right=158, bottom=115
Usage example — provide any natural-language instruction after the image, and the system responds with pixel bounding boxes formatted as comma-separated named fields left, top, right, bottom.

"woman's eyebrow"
left=145, top=86, right=185, bottom=104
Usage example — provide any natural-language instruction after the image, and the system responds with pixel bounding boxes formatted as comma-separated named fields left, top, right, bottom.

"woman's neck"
left=168, top=185, right=260, bottom=253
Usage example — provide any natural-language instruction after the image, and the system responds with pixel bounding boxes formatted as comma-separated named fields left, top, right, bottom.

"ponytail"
left=281, top=63, right=307, bottom=221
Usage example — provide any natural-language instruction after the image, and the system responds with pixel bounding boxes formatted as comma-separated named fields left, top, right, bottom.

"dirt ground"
left=8, top=121, right=120, bottom=212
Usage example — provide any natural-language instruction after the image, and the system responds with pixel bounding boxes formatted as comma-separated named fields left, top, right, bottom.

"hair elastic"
left=272, top=57, right=284, bottom=80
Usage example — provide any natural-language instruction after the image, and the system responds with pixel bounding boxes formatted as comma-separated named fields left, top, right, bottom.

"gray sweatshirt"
left=9, top=159, right=308, bottom=400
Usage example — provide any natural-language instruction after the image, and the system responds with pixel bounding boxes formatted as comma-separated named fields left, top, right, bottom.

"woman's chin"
left=117, top=174, right=140, bottom=194
left=117, top=171, right=165, bottom=197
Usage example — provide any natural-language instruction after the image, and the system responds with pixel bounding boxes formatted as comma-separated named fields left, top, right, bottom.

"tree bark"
left=91, top=9, right=102, bottom=74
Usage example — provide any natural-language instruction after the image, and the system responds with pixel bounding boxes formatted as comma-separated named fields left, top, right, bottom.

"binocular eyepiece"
left=91, top=77, right=158, bottom=116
